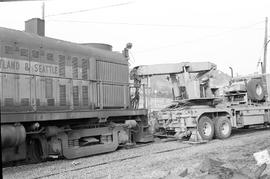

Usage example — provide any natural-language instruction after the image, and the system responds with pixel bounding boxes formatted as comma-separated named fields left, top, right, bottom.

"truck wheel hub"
left=221, top=122, right=230, bottom=135
left=203, top=122, right=212, bottom=136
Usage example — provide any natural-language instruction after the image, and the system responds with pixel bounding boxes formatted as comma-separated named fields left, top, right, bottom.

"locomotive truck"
left=0, top=18, right=153, bottom=164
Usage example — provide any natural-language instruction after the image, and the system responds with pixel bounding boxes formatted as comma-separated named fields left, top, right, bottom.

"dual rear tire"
left=197, top=116, right=232, bottom=140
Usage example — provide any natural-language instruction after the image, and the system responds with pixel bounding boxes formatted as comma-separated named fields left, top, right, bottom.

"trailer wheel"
left=214, top=117, right=232, bottom=139
left=198, top=116, right=214, bottom=140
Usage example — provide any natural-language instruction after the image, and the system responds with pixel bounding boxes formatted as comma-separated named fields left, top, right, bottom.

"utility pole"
left=263, top=17, right=268, bottom=74
left=42, top=2, right=45, bottom=20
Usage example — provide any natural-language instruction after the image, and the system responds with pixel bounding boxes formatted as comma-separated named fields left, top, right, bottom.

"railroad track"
left=33, top=145, right=192, bottom=179
left=3, top=126, right=269, bottom=170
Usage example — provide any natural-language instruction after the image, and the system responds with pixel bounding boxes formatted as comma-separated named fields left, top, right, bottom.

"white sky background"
left=0, top=0, right=269, bottom=76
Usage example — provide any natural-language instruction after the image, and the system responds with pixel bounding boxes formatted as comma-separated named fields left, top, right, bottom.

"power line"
left=47, top=19, right=238, bottom=29
left=136, top=21, right=264, bottom=53
left=0, top=0, right=46, bottom=2
left=45, top=1, right=133, bottom=18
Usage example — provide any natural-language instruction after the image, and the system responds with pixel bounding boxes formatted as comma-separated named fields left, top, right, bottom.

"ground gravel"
left=3, top=128, right=270, bottom=179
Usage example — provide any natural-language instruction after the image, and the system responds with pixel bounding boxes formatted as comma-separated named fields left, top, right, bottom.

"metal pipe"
left=229, top=67, right=233, bottom=78
left=263, top=17, right=268, bottom=74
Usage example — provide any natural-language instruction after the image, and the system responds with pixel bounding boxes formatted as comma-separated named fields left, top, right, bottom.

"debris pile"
left=162, top=157, right=269, bottom=179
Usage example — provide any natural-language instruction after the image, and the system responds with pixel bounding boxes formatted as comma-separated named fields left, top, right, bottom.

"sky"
left=0, top=0, right=269, bottom=76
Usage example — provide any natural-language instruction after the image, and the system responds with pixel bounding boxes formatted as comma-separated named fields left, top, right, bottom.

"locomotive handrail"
left=0, top=71, right=130, bottom=85
left=0, top=71, right=151, bottom=87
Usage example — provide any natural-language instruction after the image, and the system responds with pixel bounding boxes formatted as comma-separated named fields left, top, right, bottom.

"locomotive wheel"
left=247, top=79, right=265, bottom=101
left=198, top=116, right=214, bottom=140
left=214, top=117, right=232, bottom=139
left=27, top=139, right=43, bottom=163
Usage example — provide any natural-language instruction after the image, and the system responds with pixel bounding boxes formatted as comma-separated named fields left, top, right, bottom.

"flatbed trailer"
left=155, top=74, right=270, bottom=141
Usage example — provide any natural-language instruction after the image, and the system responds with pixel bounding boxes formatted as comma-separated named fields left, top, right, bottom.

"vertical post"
left=263, top=17, right=268, bottom=74
left=33, top=75, right=37, bottom=111
left=100, top=81, right=103, bottom=109
left=70, top=79, right=74, bottom=110
left=1, top=73, right=3, bottom=109
left=29, top=75, right=32, bottom=111
left=42, top=2, right=45, bottom=20
left=143, top=84, right=146, bottom=109
left=147, top=76, right=151, bottom=114
left=123, top=85, right=127, bottom=109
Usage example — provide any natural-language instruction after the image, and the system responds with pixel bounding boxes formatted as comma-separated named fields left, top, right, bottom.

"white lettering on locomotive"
left=0, top=58, right=58, bottom=76
left=0, top=58, right=20, bottom=70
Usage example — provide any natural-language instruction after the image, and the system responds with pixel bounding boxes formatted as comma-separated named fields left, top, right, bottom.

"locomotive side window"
left=58, top=55, right=66, bottom=77
left=20, top=48, right=28, bottom=57
left=5, top=46, right=13, bottom=54
left=72, top=57, right=78, bottom=79
left=47, top=53, right=54, bottom=61
left=32, top=50, right=39, bottom=58
left=82, top=58, right=88, bottom=80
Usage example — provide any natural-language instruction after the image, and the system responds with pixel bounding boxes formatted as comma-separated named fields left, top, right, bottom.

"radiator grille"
left=82, top=59, right=88, bottom=80
left=73, top=86, right=79, bottom=106
left=82, top=85, right=88, bottom=106
left=59, top=85, right=66, bottom=106
left=58, top=55, right=66, bottom=77
left=72, top=57, right=78, bottom=79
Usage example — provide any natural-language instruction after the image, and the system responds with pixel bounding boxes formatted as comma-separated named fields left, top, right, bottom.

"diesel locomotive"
left=0, top=18, right=153, bottom=163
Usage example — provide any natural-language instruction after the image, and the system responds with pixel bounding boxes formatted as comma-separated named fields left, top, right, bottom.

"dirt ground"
left=3, top=128, right=270, bottom=179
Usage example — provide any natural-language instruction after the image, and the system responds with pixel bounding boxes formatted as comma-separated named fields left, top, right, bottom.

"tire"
left=247, top=79, right=265, bottom=101
left=198, top=116, right=214, bottom=140
left=214, top=117, right=232, bottom=139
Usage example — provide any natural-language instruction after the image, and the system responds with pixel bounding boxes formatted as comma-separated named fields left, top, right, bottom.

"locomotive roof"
left=0, top=27, right=128, bottom=65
